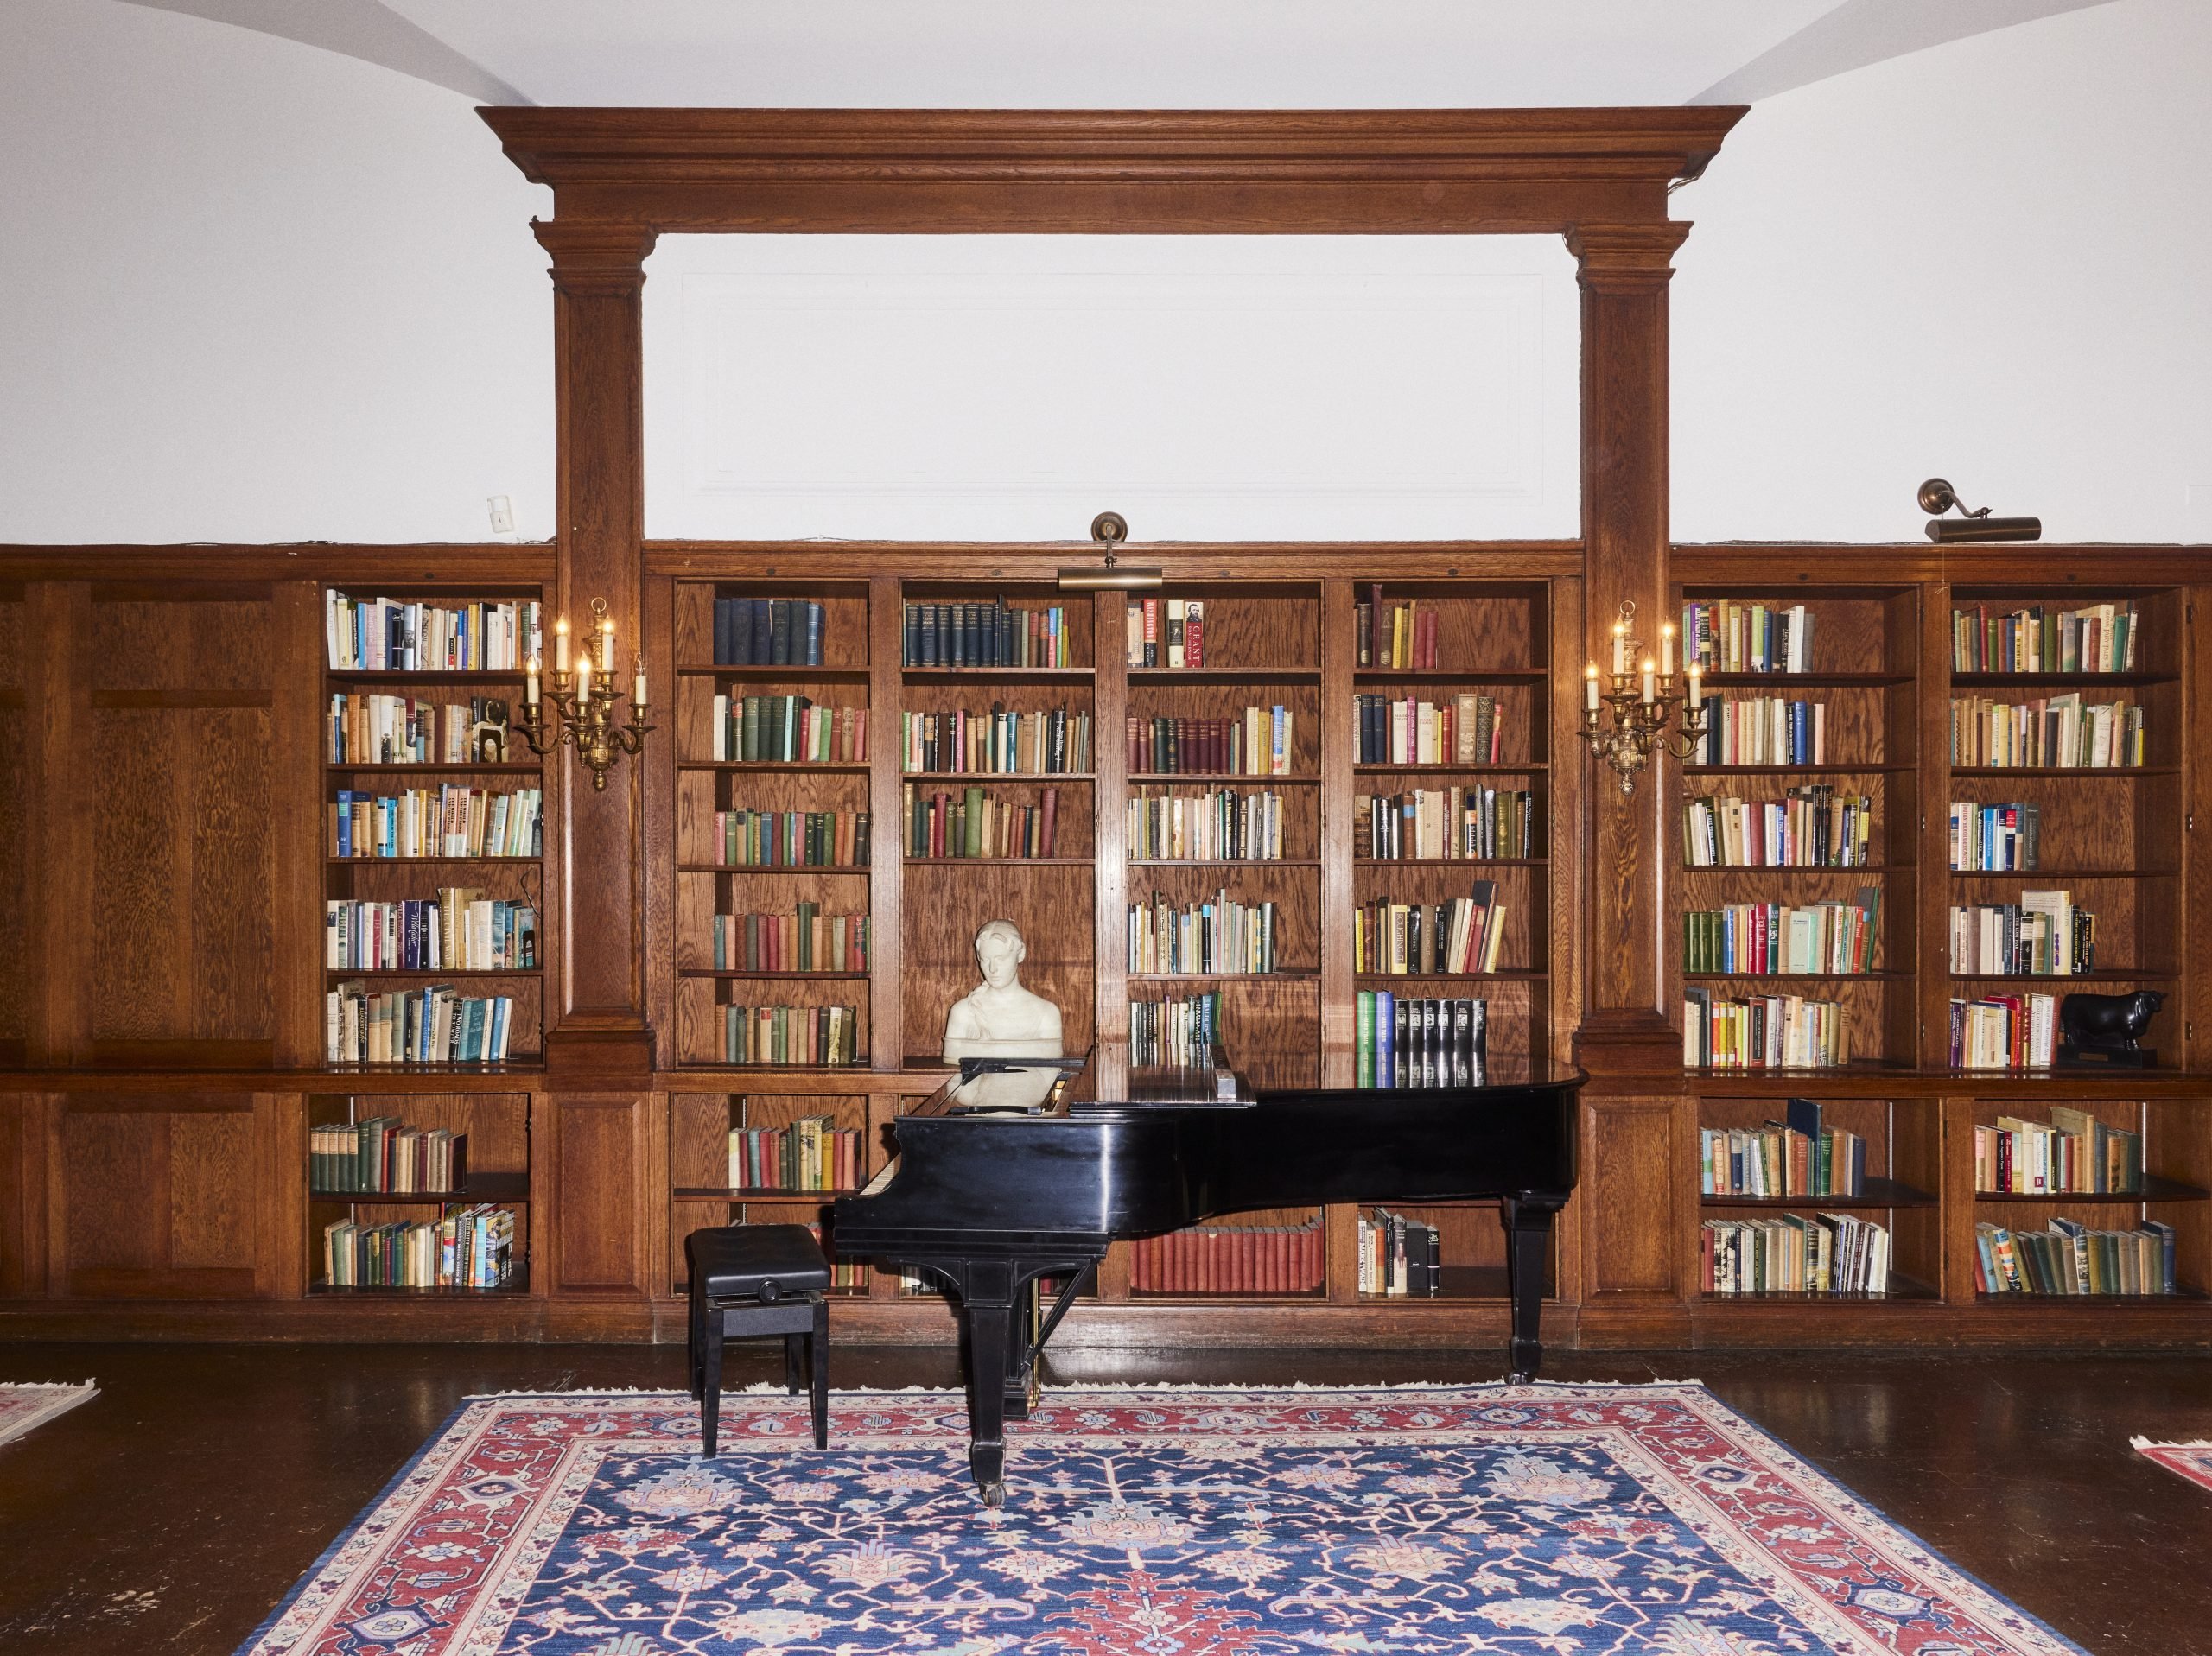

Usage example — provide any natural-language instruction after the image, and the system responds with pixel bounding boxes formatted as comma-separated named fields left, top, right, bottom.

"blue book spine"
left=805, top=600, right=823, bottom=665
left=1376, top=991, right=1395, bottom=1089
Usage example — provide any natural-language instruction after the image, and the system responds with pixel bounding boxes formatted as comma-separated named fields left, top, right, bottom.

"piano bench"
left=685, top=1224, right=831, bottom=1456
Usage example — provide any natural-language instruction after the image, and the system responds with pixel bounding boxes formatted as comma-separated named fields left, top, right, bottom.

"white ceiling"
left=122, top=0, right=2119, bottom=109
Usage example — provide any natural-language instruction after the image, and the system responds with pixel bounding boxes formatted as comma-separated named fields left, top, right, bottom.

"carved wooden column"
left=1568, top=222, right=1694, bottom=1329
left=534, top=219, right=658, bottom=1082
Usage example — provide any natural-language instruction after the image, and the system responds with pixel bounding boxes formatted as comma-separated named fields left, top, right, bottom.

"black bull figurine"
left=2057, top=989, right=2164, bottom=1067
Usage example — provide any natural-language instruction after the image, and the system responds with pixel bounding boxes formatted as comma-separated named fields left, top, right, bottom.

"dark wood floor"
left=1, top=1342, right=2207, bottom=1654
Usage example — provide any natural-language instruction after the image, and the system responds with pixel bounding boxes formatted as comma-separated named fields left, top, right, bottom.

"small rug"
left=0, top=1380, right=96, bottom=1449
left=2133, top=1436, right=2212, bottom=1494
left=240, top=1383, right=2087, bottom=1656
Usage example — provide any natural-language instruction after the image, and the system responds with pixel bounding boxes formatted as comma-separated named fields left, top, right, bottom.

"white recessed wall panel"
left=644, top=238, right=1580, bottom=542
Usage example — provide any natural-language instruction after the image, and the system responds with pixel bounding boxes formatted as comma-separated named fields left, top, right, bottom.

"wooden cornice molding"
left=482, top=106, right=1746, bottom=234
left=531, top=219, right=659, bottom=297
left=1567, top=222, right=1694, bottom=291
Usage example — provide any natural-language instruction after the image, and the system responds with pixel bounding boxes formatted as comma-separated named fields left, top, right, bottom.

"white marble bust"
left=943, top=918, right=1064, bottom=1108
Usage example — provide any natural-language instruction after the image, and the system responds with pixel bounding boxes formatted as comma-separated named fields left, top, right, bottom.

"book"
left=1701, top=1213, right=1889, bottom=1294
left=1128, top=890, right=1280, bottom=975
left=330, top=785, right=543, bottom=860
left=721, top=1004, right=864, bottom=1066
left=1681, top=786, right=1874, bottom=868
left=1128, top=993, right=1218, bottom=1068
left=326, top=595, right=542, bottom=673
left=1354, top=695, right=1501, bottom=765
left=1948, top=693, right=2145, bottom=768
left=1355, top=993, right=1484, bottom=1088
left=1127, top=788, right=1284, bottom=860
left=1952, top=601, right=2139, bottom=674
left=906, top=600, right=1069, bottom=668
left=1679, top=600, right=1815, bottom=675
left=903, top=707, right=1091, bottom=775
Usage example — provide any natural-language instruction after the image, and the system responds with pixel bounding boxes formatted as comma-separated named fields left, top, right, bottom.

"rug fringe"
left=2132, top=1436, right=2212, bottom=1450
left=464, top=1378, right=1709, bottom=1400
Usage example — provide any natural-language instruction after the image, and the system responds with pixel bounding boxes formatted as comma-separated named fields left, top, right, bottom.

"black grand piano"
left=832, top=1044, right=1582, bottom=1504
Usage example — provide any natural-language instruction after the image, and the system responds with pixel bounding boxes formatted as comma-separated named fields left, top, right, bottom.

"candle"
left=599, top=617, right=615, bottom=674
left=1611, top=621, right=1626, bottom=676
left=1688, top=665, right=1703, bottom=707
left=1661, top=623, right=1675, bottom=677
left=555, top=618, right=569, bottom=672
left=1584, top=663, right=1599, bottom=711
left=526, top=657, right=540, bottom=707
left=1642, top=660, right=1656, bottom=704
left=576, top=653, right=592, bottom=707
left=633, top=654, right=647, bottom=711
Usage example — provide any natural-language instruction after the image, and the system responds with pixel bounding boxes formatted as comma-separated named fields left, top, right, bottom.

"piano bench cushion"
left=686, top=1224, right=832, bottom=1304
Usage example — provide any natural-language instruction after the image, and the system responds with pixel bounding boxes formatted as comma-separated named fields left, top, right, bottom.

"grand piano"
left=831, top=1044, right=1582, bottom=1504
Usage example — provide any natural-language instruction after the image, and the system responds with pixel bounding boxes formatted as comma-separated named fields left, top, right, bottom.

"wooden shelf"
left=1357, top=857, right=1548, bottom=867
left=1949, top=867, right=2178, bottom=879
left=1132, top=668, right=1319, bottom=685
left=308, top=1268, right=531, bottom=1298
left=1355, top=969, right=1548, bottom=982
left=1352, top=669, right=1548, bottom=683
left=681, top=969, right=871, bottom=980
left=323, top=968, right=539, bottom=978
left=1352, top=764, right=1545, bottom=776
left=902, top=771, right=1096, bottom=782
left=1683, top=863, right=1904, bottom=873
left=1128, top=771, right=1313, bottom=785
left=327, top=762, right=543, bottom=776
left=1700, top=1274, right=1941, bottom=1304
left=1685, top=764, right=1910, bottom=776
left=906, top=856, right=1095, bottom=866
left=310, top=1172, right=531, bottom=1205
left=325, top=670, right=527, bottom=686
left=678, top=863, right=870, bottom=874
left=903, top=666, right=1094, bottom=683
left=1702, top=1177, right=1936, bottom=1210
left=683, top=761, right=872, bottom=774
left=327, top=856, right=540, bottom=866
left=1948, top=971, right=2177, bottom=983
left=1127, top=970, right=1320, bottom=982
left=1695, top=672, right=1916, bottom=688
left=673, top=1187, right=856, bottom=1201
left=1974, top=1175, right=2209, bottom=1204
left=1951, top=671, right=2175, bottom=688
left=680, top=664, right=872, bottom=682
left=1128, top=858, right=1321, bottom=868
left=1949, top=765, right=2176, bottom=777
left=1683, top=971, right=1911, bottom=982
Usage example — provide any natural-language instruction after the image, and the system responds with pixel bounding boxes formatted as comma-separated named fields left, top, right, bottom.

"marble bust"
left=943, top=918, right=1064, bottom=1109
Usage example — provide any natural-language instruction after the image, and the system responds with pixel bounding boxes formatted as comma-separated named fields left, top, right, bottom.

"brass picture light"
left=1920, top=478, right=2042, bottom=543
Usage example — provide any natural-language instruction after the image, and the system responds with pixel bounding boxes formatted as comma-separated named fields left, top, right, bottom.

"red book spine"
left=1039, top=788, right=1058, bottom=857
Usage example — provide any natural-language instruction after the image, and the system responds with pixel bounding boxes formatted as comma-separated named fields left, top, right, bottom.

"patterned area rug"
left=0, top=1380, right=96, bottom=1449
left=239, top=1383, right=2087, bottom=1656
left=2133, top=1436, right=2212, bottom=1494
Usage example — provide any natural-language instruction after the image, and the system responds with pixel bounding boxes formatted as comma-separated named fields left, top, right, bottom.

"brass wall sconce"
left=1578, top=600, right=1709, bottom=796
left=1058, top=510, right=1163, bottom=591
left=515, top=596, right=653, bottom=790
left=1920, top=478, right=2042, bottom=543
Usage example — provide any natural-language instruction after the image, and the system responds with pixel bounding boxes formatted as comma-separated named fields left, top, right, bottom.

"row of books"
left=1949, top=801, right=2043, bottom=871
left=906, top=785, right=1060, bottom=860
left=330, top=787, right=542, bottom=860
left=1129, top=993, right=1218, bottom=1069
left=1688, top=696, right=1828, bottom=767
left=1949, top=894, right=2096, bottom=977
left=1128, top=789, right=1285, bottom=861
left=1124, top=598, right=1206, bottom=669
left=1681, top=600, right=1816, bottom=675
left=326, top=984, right=519, bottom=1064
left=720, top=1004, right=864, bottom=1066
left=1357, top=1209, right=1444, bottom=1296
left=1974, top=1220, right=2175, bottom=1296
left=903, top=707, right=1092, bottom=775
left=1353, top=695, right=1506, bottom=766
left=709, top=910, right=869, bottom=974
left=1683, top=988, right=1850, bottom=1069
left=1357, top=591, right=1444, bottom=670
left=326, top=594, right=541, bottom=674
left=715, top=597, right=828, bottom=666
left=1950, top=993, right=2058, bottom=1069
left=905, top=601, right=1071, bottom=669
left=1683, top=890, right=1882, bottom=977
left=1131, top=1217, right=1323, bottom=1294
left=1952, top=601, right=2139, bottom=675
left=1702, top=1214, right=1891, bottom=1295
left=1682, top=788, right=1875, bottom=868
left=1358, top=786, right=1540, bottom=863
left=1126, top=710, right=1295, bottom=777
left=324, top=895, right=538, bottom=973
left=1128, top=891, right=1281, bottom=975
left=1700, top=1101, right=1867, bottom=1197
left=710, top=695, right=868, bottom=765
left=711, top=808, right=871, bottom=869
left=1355, top=994, right=1488, bottom=1090
left=1975, top=1107, right=2143, bottom=1194
left=727, top=1118, right=859, bottom=1191
left=327, top=694, right=514, bottom=766
left=1352, top=886, right=1510, bottom=976
left=321, top=1205, right=516, bottom=1290
left=310, top=1120, right=467, bottom=1194
left=1948, top=694, right=2145, bottom=768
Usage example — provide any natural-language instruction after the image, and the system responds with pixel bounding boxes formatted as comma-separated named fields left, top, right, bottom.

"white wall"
left=1672, top=0, right=2212, bottom=544
left=0, top=0, right=552, bottom=544
left=1, top=0, right=2206, bottom=547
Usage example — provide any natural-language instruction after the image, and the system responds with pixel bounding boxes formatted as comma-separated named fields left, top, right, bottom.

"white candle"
left=526, top=657, right=540, bottom=707
left=1661, top=623, right=1675, bottom=677
left=1688, top=665, right=1703, bottom=707
left=1611, top=622, right=1626, bottom=676
left=600, top=618, right=615, bottom=674
left=633, top=655, right=647, bottom=711
left=555, top=618, right=569, bottom=672
left=1642, top=660, right=1656, bottom=703
left=1585, top=663, right=1599, bottom=711
left=576, top=653, right=591, bottom=707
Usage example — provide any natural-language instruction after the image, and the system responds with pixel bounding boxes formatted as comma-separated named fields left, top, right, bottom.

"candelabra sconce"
left=515, top=596, right=653, bottom=791
left=1577, top=600, right=1710, bottom=797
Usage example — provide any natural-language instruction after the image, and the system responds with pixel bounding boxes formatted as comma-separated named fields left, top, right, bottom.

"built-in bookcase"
left=320, top=586, right=548, bottom=1067
left=0, top=585, right=22, bottom=1067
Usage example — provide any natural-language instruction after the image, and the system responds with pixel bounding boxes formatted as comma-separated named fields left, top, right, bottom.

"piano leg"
left=963, top=1298, right=1014, bottom=1507
left=1499, top=1197, right=1560, bottom=1383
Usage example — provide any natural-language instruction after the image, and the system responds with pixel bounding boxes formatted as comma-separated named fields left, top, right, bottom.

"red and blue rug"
left=2133, top=1435, right=2212, bottom=1495
left=238, top=1383, right=2086, bottom=1655
left=0, top=1380, right=96, bottom=1450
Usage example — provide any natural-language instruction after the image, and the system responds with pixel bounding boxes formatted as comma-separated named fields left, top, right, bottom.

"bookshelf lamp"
left=516, top=595, right=654, bottom=790
left=1920, top=477, right=2043, bottom=543
left=1578, top=600, right=1709, bottom=796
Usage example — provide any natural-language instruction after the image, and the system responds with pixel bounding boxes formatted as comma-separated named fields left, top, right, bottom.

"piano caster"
left=979, top=1480, right=1007, bottom=1508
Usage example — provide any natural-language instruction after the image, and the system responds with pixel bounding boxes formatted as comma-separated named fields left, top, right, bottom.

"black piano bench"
left=685, top=1224, right=831, bottom=1456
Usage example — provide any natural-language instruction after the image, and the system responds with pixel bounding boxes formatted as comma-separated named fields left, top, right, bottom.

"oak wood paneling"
left=1580, top=1097, right=1681, bottom=1296
left=547, top=1094, right=646, bottom=1294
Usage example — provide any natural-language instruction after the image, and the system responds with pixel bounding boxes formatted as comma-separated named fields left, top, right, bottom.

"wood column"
left=1568, top=222, right=1693, bottom=1328
left=535, top=219, right=659, bottom=1083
